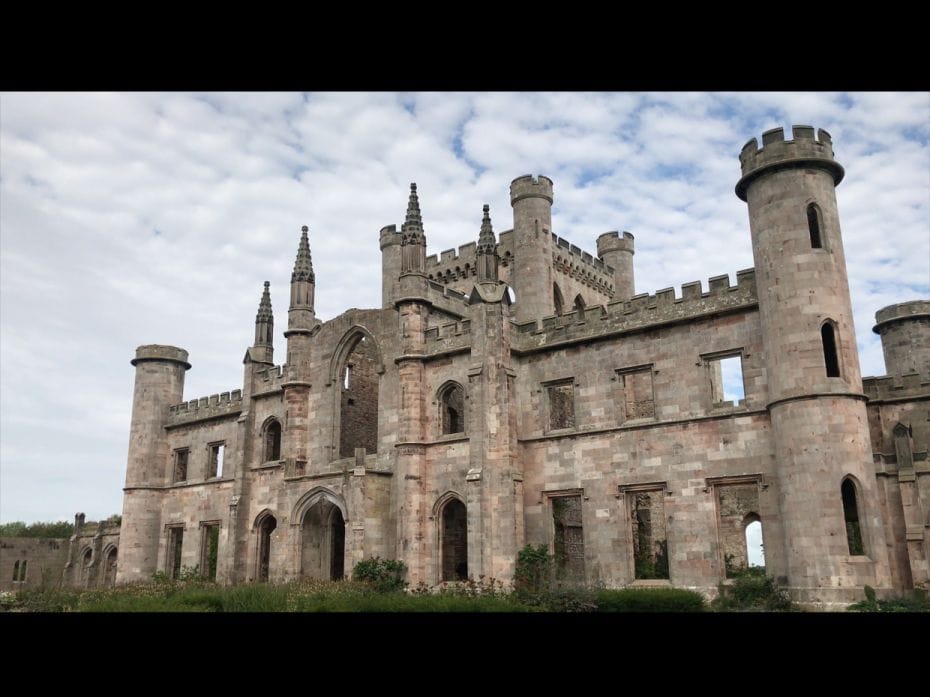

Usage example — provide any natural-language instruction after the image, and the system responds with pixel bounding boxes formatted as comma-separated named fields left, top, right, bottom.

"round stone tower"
left=116, top=344, right=190, bottom=584
left=596, top=231, right=635, bottom=301
left=510, top=175, right=555, bottom=323
left=873, top=300, right=930, bottom=377
left=737, top=125, right=892, bottom=604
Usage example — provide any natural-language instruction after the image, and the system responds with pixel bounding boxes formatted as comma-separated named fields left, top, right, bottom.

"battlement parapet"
left=512, top=269, right=757, bottom=350
left=510, top=174, right=554, bottom=204
left=167, top=389, right=244, bottom=425
left=736, top=125, right=844, bottom=200
left=424, top=319, right=472, bottom=354
left=379, top=224, right=402, bottom=249
left=863, top=372, right=930, bottom=401
left=131, top=344, right=191, bottom=369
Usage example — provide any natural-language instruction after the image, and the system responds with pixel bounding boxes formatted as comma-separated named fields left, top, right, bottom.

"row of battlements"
left=167, top=390, right=244, bottom=421
left=425, top=319, right=472, bottom=342
left=863, top=372, right=930, bottom=401
left=511, top=269, right=757, bottom=349
left=425, top=230, right=515, bottom=271
left=426, top=279, right=470, bottom=305
left=737, top=125, right=843, bottom=200
left=256, top=364, right=286, bottom=382
left=551, top=232, right=612, bottom=275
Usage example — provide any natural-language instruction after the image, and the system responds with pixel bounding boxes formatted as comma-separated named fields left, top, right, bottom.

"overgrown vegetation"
left=596, top=588, right=705, bottom=612
left=710, top=567, right=795, bottom=612
left=847, top=584, right=930, bottom=613
left=352, top=557, right=407, bottom=593
left=0, top=520, right=75, bottom=538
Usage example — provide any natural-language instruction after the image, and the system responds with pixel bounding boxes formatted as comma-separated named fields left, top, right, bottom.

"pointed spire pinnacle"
left=256, top=281, right=273, bottom=322
left=477, top=204, right=499, bottom=284
left=401, top=183, right=425, bottom=243
left=477, top=203, right=497, bottom=250
left=291, top=225, right=315, bottom=283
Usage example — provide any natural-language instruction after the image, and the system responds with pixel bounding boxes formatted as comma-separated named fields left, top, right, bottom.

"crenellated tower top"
left=510, top=174, right=553, bottom=204
left=736, top=125, right=844, bottom=201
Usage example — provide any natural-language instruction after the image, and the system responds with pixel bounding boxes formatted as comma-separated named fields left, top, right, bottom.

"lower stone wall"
left=0, top=537, right=70, bottom=591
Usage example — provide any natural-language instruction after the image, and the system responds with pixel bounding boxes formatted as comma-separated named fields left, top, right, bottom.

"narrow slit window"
left=822, top=323, right=841, bottom=378
left=173, top=448, right=189, bottom=482
left=807, top=204, right=823, bottom=248
left=208, top=442, right=225, bottom=478
left=841, top=479, right=865, bottom=555
left=547, top=382, right=575, bottom=430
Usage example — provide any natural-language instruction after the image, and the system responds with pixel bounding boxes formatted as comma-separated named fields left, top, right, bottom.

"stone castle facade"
left=110, top=125, right=929, bottom=606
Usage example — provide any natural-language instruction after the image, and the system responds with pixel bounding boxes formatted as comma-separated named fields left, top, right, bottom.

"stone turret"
left=596, top=231, right=635, bottom=301
left=117, top=344, right=190, bottom=583
left=739, top=125, right=892, bottom=604
left=873, top=300, right=930, bottom=377
left=510, top=175, right=555, bottom=322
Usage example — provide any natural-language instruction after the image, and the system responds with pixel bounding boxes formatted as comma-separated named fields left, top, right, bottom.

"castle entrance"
left=301, top=499, right=346, bottom=581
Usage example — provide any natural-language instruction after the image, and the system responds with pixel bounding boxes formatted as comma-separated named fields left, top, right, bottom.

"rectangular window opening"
left=173, top=448, right=189, bottom=483
left=200, top=523, right=220, bottom=581
left=629, top=489, right=669, bottom=580
left=547, top=381, right=575, bottom=431
left=550, top=494, right=585, bottom=582
left=208, top=442, right=225, bottom=478
left=707, top=354, right=745, bottom=406
left=618, top=365, right=655, bottom=421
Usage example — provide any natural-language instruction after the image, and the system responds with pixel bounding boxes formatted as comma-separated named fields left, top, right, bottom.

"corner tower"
left=737, top=125, right=892, bottom=604
left=873, top=300, right=930, bottom=377
left=117, top=345, right=190, bottom=583
left=510, top=175, right=555, bottom=323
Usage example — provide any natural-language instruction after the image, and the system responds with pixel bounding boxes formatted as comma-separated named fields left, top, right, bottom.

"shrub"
left=596, top=588, right=706, bottom=613
left=352, top=557, right=407, bottom=593
left=848, top=584, right=930, bottom=613
left=711, top=570, right=794, bottom=612
left=513, top=544, right=552, bottom=600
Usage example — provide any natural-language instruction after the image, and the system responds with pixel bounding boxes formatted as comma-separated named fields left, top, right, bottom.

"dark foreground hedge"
left=595, top=588, right=706, bottom=612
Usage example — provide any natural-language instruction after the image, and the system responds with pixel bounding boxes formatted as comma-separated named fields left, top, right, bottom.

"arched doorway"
left=103, top=547, right=118, bottom=587
left=440, top=498, right=468, bottom=582
left=301, top=499, right=346, bottom=581
left=81, top=548, right=94, bottom=588
left=258, top=514, right=277, bottom=582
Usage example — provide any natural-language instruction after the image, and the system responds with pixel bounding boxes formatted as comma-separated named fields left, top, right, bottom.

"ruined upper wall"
left=167, top=389, right=244, bottom=427
left=511, top=269, right=757, bottom=353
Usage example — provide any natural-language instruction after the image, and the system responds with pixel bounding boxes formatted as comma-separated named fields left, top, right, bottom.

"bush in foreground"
left=596, top=588, right=706, bottom=613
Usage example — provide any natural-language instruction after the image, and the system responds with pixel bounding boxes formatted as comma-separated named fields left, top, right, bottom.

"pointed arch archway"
left=292, top=487, right=348, bottom=581
left=434, top=491, right=468, bottom=582
left=329, top=325, right=384, bottom=460
left=253, top=509, right=278, bottom=582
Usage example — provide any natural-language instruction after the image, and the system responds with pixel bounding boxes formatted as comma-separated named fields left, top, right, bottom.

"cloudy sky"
left=1, top=92, right=927, bottom=524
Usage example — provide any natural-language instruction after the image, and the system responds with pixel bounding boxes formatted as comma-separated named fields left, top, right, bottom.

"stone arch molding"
left=292, top=486, right=349, bottom=527
left=253, top=508, right=278, bottom=529
left=432, top=490, right=465, bottom=518
left=327, top=325, right=385, bottom=386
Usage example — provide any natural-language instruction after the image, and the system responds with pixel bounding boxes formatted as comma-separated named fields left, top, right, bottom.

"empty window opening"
left=339, top=335, right=379, bottom=458
left=12, top=561, right=19, bottom=582
left=103, top=548, right=117, bottom=587
left=208, top=442, right=225, bottom=478
left=553, top=283, right=564, bottom=316
left=822, top=323, right=841, bottom=378
left=745, top=518, right=765, bottom=569
left=440, top=382, right=465, bottom=435
left=547, top=382, right=575, bottom=431
left=715, top=482, right=763, bottom=577
left=573, top=294, right=586, bottom=319
left=258, top=515, right=276, bottom=582
left=300, top=500, right=345, bottom=581
left=173, top=448, right=189, bottom=483
left=166, top=527, right=184, bottom=580
left=19, top=560, right=26, bottom=582
left=81, top=548, right=94, bottom=588
left=264, top=420, right=281, bottom=462
left=807, top=203, right=823, bottom=249
left=707, top=355, right=745, bottom=405
left=619, top=366, right=655, bottom=420
left=842, top=479, right=865, bottom=555
left=441, top=498, right=468, bottom=582
left=201, top=524, right=220, bottom=581
left=552, top=496, right=585, bottom=582
left=631, top=491, right=668, bottom=580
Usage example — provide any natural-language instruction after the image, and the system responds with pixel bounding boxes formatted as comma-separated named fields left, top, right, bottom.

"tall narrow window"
left=551, top=495, right=585, bottom=582
left=19, top=560, right=27, bottom=582
left=440, top=497, right=468, bottom=582
left=745, top=517, right=765, bottom=569
left=339, top=334, right=380, bottom=459
left=264, top=420, right=281, bottom=462
left=807, top=204, right=823, bottom=248
left=200, top=523, right=220, bottom=581
left=573, top=294, right=586, bottom=320
left=12, top=560, right=19, bottom=582
left=208, top=442, right=225, bottom=478
left=103, top=548, right=117, bottom=587
left=258, top=515, right=277, bottom=582
left=822, top=322, right=841, bottom=378
left=166, top=527, right=184, bottom=579
left=630, top=490, right=669, bottom=580
left=841, top=479, right=865, bottom=555
left=553, top=283, right=564, bottom=316
left=439, top=382, right=465, bottom=435
left=81, top=548, right=94, bottom=588
left=172, top=448, right=189, bottom=482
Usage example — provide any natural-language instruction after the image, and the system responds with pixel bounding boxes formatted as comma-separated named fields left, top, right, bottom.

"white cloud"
left=1, top=91, right=927, bottom=523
